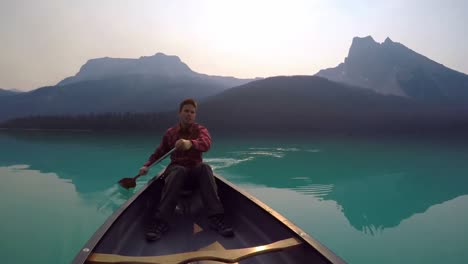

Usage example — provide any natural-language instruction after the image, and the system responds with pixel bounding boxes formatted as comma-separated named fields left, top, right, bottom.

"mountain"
left=0, top=88, right=23, bottom=97
left=316, top=36, right=468, bottom=102
left=0, top=53, right=256, bottom=121
left=3, top=76, right=467, bottom=134
left=57, top=52, right=256, bottom=88
left=196, top=76, right=467, bottom=134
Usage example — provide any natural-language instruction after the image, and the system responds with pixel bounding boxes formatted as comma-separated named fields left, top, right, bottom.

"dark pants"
left=154, top=163, right=224, bottom=221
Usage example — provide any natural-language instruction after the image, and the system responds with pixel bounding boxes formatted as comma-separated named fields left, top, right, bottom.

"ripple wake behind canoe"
left=204, top=157, right=255, bottom=170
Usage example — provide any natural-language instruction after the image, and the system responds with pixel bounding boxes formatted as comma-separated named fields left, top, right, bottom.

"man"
left=140, top=98, right=234, bottom=241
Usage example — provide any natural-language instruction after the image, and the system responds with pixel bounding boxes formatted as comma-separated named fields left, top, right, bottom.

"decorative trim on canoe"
left=87, top=237, right=301, bottom=264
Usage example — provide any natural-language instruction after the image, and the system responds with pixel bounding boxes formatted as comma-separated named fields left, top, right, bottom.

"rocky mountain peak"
left=316, top=35, right=468, bottom=100
left=58, top=52, right=194, bottom=86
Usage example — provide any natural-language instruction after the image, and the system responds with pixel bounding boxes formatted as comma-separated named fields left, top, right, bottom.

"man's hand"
left=139, top=166, right=149, bottom=176
left=175, top=139, right=193, bottom=151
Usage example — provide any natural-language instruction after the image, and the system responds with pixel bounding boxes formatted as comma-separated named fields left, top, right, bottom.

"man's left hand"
left=175, top=139, right=192, bottom=151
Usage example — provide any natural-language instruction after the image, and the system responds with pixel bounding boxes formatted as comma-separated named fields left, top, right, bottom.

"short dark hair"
left=179, top=98, right=197, bottom=112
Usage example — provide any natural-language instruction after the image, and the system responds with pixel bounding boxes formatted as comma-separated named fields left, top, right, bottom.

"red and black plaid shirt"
left=143, top=123, right=211, bottom=169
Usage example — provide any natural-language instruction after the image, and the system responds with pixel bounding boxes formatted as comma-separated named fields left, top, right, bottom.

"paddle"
left=118, top=148, right=176, bottom=189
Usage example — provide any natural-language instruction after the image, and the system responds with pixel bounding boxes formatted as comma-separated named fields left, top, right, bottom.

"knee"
left=166, top=165, right=188, bottom=181
left=197, top=163, right=215, bottom=180
left=170, top=165, right=188, bottom=173
left=200, top=163, right=213, bottom=173
left=200, top=162, right=212, bottom=170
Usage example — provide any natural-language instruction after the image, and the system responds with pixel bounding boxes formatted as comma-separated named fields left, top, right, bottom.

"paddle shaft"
left=134, top=147, right=176, bottom=180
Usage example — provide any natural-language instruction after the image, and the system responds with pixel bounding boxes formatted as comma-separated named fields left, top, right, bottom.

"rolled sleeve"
left=191, top=126, right=211, bottom=152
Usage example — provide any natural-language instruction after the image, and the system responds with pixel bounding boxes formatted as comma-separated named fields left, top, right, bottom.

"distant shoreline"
left=2, top=127, right=468, bottom=141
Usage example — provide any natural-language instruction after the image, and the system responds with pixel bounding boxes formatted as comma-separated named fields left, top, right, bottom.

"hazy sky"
left=1, top=0, right=467, bottom=91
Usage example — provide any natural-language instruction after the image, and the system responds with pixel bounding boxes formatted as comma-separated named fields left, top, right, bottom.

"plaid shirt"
left=143, top=123, right=211, bottom=169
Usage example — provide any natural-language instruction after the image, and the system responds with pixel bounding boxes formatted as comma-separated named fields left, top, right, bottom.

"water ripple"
left=249, top=147, right=301, bottom=152
left=305, top=149, right=321, bottom=153
left=204, top=157, right=255, bottom=170
left=291, top=184, right=334, bottom=197
left=231, top=151, right=285, bottom=158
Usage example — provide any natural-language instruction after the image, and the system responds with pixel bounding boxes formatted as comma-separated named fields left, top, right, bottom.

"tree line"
left=0, top=112, right=173, bottom=131
left=2, top=110, right=467, bottom=136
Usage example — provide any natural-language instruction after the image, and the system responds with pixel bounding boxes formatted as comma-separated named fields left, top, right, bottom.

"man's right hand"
left=175, top=139, right=192, bottom=151
left=139, top=166, right=149, bottom=176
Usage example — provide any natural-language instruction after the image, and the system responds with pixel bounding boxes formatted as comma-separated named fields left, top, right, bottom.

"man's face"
left=179, top=104, right=196, bottom=127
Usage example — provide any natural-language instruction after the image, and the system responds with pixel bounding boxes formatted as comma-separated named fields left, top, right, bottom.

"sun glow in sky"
left=1, top=0, right=467, bottom=90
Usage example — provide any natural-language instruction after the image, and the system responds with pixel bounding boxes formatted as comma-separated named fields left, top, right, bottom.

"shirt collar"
left=176, top=122, right=195, bottom=133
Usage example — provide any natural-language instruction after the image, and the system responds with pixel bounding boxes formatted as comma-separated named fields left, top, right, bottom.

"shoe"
left=146, top=219, right=169, bottom=241
left=209, top=215, right=234, bottom=237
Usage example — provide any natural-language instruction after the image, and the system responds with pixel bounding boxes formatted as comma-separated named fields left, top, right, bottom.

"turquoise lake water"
left=1, top=131, right=468, bottom=263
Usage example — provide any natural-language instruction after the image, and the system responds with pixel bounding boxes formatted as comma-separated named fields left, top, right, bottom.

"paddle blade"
left=118, top=177, right=136, bottom=189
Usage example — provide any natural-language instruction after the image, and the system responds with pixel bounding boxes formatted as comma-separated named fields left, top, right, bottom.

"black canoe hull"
left=72, top=174, right=346, bottom=264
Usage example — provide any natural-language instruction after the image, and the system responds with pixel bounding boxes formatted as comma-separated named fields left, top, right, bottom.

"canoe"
left=72, top=173, right=346, bottom=264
